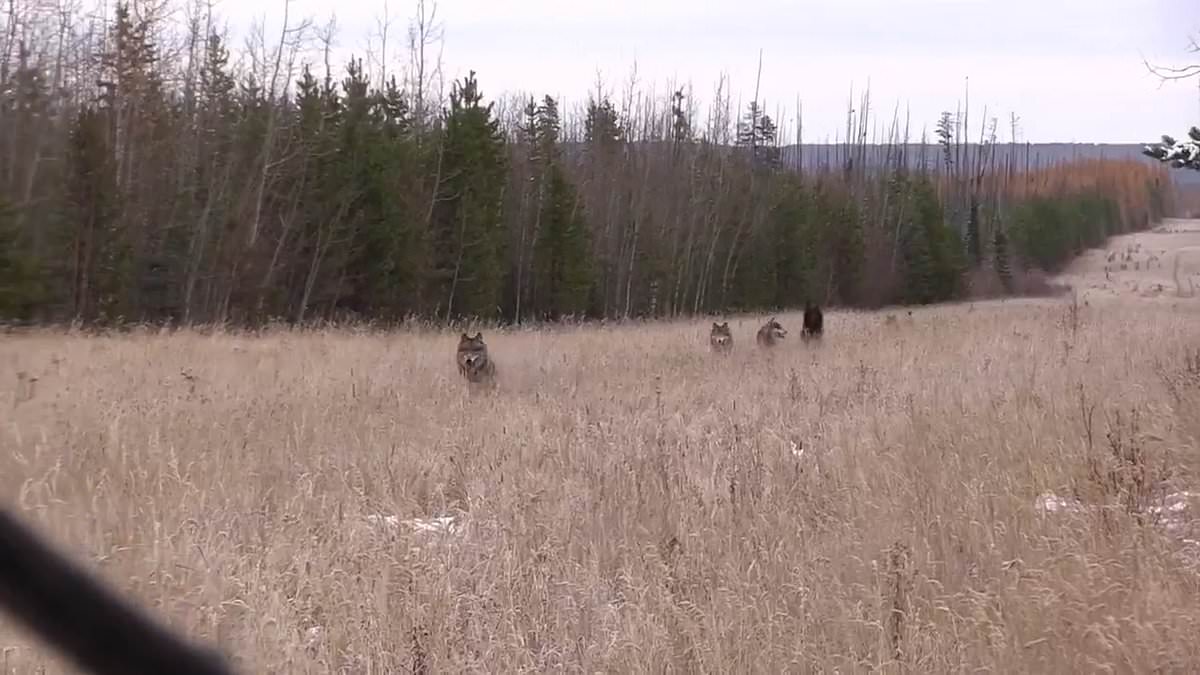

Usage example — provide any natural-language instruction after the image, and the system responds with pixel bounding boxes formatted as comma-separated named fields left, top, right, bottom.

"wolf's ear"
left=713, top=322, right=720, bottom=329
left=460, top=332, right=469, bottom=341
left=474, top=332, right=484, bottom=340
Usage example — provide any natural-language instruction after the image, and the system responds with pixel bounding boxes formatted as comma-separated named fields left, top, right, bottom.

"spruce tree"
left=936, top=112, right=956, bottom=171
left=524, top=95, right=595, bottom=319
left=670, top=89, right=691, bottom=148
left=347, top=75, right=422, bottom=319
left=64, top=106, right=125, bottom=322
left=736, top=101, right=780, bottom=168
left=1144, top=127, right=1200, bottom=170
left=431, top=71, right=507, bottom=320
left=0, top=198, right=44, bottom=321
left=832, top=198, right=865, bottom=304
left=768, top=181, right=809, bottom=307
left=994, top=226, right=1013, bottom=292
left=966, top=196, right=982, bottom=266
left=534, top=164, right=594, bottom=318
left=901, top=176, right=965, bottom=304
left=585, top=97, right=623, bottom=149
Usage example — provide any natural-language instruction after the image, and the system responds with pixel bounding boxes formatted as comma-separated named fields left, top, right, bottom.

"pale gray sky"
left=219, top=0, right=1200, bottom=143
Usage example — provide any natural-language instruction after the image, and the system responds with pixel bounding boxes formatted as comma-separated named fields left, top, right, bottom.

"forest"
left=0, top=1, right=1176, bottom=326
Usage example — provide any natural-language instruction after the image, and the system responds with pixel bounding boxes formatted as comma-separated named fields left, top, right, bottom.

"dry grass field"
left=5, top=222, right=1200, bottom=673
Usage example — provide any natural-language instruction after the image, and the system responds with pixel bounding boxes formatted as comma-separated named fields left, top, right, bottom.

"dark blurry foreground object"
left=0, top=508, right=234, bottom=675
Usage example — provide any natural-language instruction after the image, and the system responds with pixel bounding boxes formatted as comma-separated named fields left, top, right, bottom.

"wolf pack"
left=456, top=301, right=825, bottom=387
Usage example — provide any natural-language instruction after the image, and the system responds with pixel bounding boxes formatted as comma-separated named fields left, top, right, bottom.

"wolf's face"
left=710, top=322, right=733, bottom=352
left=456, top=332, right=496, bottom=384
left=758, top=318, right=787, bottom=345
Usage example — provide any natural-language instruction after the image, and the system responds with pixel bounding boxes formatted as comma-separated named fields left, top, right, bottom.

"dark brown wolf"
left=756, top=317, right=787, bottom=347
left=456, top=332, right=497, bottom=386
left=802, top=302, right=823, bottom=341
left=710, top=321, right=733, bottom=353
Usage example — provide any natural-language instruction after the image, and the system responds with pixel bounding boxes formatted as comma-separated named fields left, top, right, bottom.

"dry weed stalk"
left=884, top=541, right=913, bottom=665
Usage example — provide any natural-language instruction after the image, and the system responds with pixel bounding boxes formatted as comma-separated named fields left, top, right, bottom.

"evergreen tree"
left=994, top=226, right=1013, bottom=292
left=965, top=196, right=982, bottom=265
left=522, top=94, right=595, bottom=318
left=831, top=197, right=865, bottom=304
left=344, top=73, right=422, bottom=319
left=900, top=176, right=965, bottom=304
left=0, top=197, right=44, bottom=321
left=585, top=96, right=623, bottom=149
left=1144, top=127, right=1200, bottom=170
left=534, top=164, right=594, bottom=318
left=670, top=89, right=691, bottom=146
left=430, top=71, right=507, bottom=320
left=535, top=95, right=561, bottom=160
left=737, top=101, right=780, bottom=168
left=767, top=181, right=810, bottom=307
left=936, top=112, right=956, bottom=171
left=64, top=106, right=126, bottom=322
left=97, top=2, right=177, bottom=320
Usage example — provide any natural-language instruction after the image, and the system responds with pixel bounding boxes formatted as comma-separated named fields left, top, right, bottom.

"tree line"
left=0, top=2, right=1175, bottom=326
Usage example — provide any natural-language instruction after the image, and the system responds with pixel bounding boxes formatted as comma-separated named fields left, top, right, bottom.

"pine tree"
left=0, top=197, right=44, bottom=321
left=832, top=197, right=865, bottom=304
left=535, top=95, right=561, bottom=160
left=96, top=2, right=176, bottom=321
left=585, top=96, right=623, bottom=149
left=1144, top=127, right=1200, bottom=170
left=431, top=71, right=507, bottom=320
left=670, top=89, right=691, bottom=146
left=768, top=181, right=809, bottom=307
left=64, top=106, right=126, bottom=322
left=736, top=101, right=780, bottom=168
left=994, top=226, right=1013, bottom=292
left=520, top=97, right=539, bottom=149
left=343, top=71, right=422, bottom=319
left=965, top=195, right=982, bottom=266
left=521, top=94, right=595, bottom=319
left=534, top=164, right=594, bottom=318
left=901, top=176, right=965, bottom=304
left=936, top=112, right=956, bottom=171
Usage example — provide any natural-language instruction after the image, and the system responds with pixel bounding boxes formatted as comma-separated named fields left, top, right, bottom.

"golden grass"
left=1004, top=158, right=1171, bottom=223
left=5, top=242, right=1200, bottom=672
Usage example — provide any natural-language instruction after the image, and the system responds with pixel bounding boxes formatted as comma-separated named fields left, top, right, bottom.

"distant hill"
left=778, top=142, right=1200, bottom=186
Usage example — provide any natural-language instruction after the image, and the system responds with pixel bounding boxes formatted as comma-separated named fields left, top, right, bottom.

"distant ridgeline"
left=779, top=143, right=1200, bottom=186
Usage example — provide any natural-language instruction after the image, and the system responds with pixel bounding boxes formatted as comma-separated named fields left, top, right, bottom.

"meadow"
left=4, top=221, right=1200, bottom=673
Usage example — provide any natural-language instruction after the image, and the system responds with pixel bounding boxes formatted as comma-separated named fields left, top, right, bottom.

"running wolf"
left=710, top=322, right=733, bottom=353
left=456, top=332, right=497, bottom=386
left=756, top=318, right=787, bottom=347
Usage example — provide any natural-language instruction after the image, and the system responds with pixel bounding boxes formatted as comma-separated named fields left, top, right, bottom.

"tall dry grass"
left=3, top=293, right=1200, bottom=672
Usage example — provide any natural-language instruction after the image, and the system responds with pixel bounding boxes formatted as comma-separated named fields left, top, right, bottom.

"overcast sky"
left=218, top=0, right=1200, bottom=144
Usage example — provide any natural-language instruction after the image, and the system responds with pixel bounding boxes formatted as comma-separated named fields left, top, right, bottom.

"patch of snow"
left=364, top=513, right=462, bottom=536
left=1164, top=140, right=1200, bottom=165
left=1148, top=492, right=1200, bottom=536
left=403, top=515, right=461, bottom=535
left=1151, top=491, right=1197, bottom=515
left=1036, top=491, right=1200, bottom=567
left=364, top=514, right=400, bottom=530
left=1035, top=492, right=1082, bottom=514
